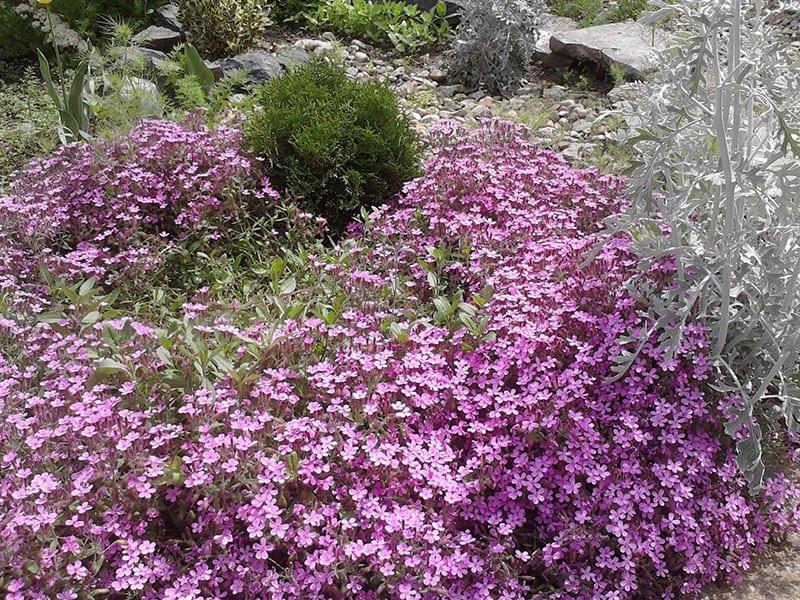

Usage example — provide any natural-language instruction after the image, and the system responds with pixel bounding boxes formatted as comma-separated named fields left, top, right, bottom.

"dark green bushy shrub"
left=0, top=3, right=46, bottom=61
left=272, top=0, right=319, bottom=22
left=56, top=0, right=165, bottom=33
left=245, top=60, right=421, bottom=231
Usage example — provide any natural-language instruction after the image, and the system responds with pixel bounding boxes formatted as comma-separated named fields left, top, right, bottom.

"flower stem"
left=45, top=5, right=67, bottom=103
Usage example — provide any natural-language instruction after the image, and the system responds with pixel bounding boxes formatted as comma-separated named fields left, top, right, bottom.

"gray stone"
left=133, top=26, right=182, bottom=52
left=119, top=77, right=161, bottom=107
left=211, top=48, right=309, bottom=83
left=542, top=85, right=566, bottom=101
left=561, top=145, right=581, bottom=160
left=573, top=120, right=592, bottom=133
left=155, top=3, right=183, bottom=33
left=296, top=38, right=334, bottom=53
left=429, top=68, right=448, bottom=83
left=275, top=47, right=310, bottom=70
left=549, top=22, right=666, bottom=79
left=124, top=47, right=169, bottom=71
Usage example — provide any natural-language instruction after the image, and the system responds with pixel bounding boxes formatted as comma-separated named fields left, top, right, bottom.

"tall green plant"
left=36, top=0, right=90, bottom=142
left=612, top=0, right=800, bottom=493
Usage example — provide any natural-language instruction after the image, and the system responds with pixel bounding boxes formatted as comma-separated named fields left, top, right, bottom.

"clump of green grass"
left=0, top=68, right=59, bottom=186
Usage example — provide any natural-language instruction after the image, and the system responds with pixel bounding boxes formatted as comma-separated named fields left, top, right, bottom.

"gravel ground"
left=702, top=534, right=800, bottom=600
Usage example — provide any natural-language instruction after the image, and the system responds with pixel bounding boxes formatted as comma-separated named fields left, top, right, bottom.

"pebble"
left=429, top=69, right=448, bottom=83
left=573, top=120, right=592, bottom=133
left=543, top=85, right=567, bottom=101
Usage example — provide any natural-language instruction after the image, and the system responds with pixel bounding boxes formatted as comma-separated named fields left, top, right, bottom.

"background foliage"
left=179, top=0, right=272, bottom=59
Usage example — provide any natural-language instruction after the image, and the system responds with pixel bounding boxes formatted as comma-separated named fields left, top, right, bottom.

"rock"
left=572, top=105, right=589, bottom=119
left=549, top=22, right=666, bottom=79
left=354, top=51, right=369, bottom=63
left=13, top=1, right=87, bottom=52
left=133, top=25, right=182, bottom=52
left=543, top=85, right=566, bottom=101
left=120, top=77, right=160, bottom=102
left=438, top=84, right=467, bottom=98
left=573, top=120, right=592, bottom=133
left=478, top=96, right=494, bottom=107
left=211, top=48, right=309, bottom=83
left=124, top=47, right=169, bottom=71
left=561, top=145, right=581, bottom=160
left=429, top=68, right=448, bottom=83
left=275, top=47, right=310, bottom=70
left=296, top=39, right=334, bottom=53
left=155, top=3, right=183, bottom=33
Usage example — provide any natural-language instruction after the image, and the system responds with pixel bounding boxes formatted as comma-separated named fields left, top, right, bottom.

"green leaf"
left=280, top=277, right=297, bottom=296
left=38, top=311, right=65, bottom=324
left=79, top=277, right=97, bottom=298
left=37, top=49, right=62, bottom=109
left=82, top=311, right=101, bottom=326
left=92, top=358, right=130, bottom=382
left=68, top=60, right=88, bottom=125
left=184, top=44, right=216, bottom=93
left=286, top=451, right=300, bottom=481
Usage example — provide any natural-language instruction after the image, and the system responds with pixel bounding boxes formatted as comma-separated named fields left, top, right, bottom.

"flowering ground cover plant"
left=0, top=119, right=798, bottom=599
left=0, top=118, right=274, bottom=296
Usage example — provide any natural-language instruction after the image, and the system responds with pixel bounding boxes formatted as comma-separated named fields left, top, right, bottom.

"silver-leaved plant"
left=447, top=0, right=545, bottom=95
left=611, top=0, right=800, bottom=494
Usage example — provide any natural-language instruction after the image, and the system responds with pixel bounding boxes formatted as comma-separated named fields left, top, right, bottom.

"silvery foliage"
left=447, top=0, right=545, bottom=95
left=611, top=0, right=800, bottom=494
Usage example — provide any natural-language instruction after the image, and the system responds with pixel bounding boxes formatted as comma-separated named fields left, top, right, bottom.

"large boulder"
left=549, top=21, right=666, bottom=79
left=133, top=25, right=182, bottom=52
left=210, top=48, right=310, bottom=83
left=154, top=3, right=184, bottom=33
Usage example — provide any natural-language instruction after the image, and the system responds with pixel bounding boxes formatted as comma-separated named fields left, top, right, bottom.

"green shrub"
left=0, top=3, right=46, bottom=61
left=307, top=0, right=450, bottom=53
left=245, top=60, right=421, bottom=232
left=54, top=0, right=164, bottom=34
left=1, top=0, right=166, bottom=56
left=549, top=0, right=648, bottom=26
left=179, top=0, right=271, bottom=59
left=272, top=0, right=319, bottom=22
left=0, top=68, right=59, bottom=185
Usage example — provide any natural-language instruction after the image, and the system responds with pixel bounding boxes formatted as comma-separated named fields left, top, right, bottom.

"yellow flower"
left=37, top=0, right=53, bottom=5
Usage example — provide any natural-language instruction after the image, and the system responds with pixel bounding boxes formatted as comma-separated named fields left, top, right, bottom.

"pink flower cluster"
left=0, top=119, right=273, bottom=292
left=1, top=120, right=797, bottom=599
